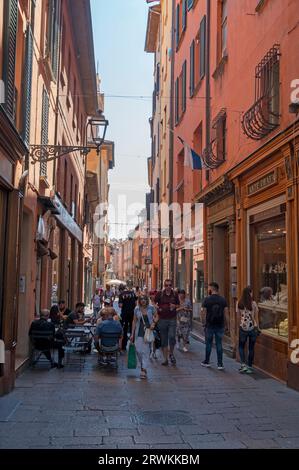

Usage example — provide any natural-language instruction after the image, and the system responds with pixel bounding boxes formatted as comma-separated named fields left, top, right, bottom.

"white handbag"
left=141, top=313, right=155, bottom=343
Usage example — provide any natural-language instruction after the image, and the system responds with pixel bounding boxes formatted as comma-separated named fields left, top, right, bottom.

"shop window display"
left=250, top=213, right=288, bottom=340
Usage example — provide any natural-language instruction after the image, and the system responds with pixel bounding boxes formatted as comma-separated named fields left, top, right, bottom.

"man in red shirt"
left=155, top=279, right=179, bottom=366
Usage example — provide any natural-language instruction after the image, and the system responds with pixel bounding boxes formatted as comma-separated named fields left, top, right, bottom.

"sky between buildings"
left=91, top=0, right=154, bottom=240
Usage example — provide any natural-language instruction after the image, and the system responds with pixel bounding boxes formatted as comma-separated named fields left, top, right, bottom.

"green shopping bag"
left=127, top=342, right=137, bottom=369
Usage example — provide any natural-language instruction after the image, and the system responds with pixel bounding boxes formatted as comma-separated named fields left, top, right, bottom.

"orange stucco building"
left=146, top=0, right=299, bottom=389
left=0, top=0, right=103, bottom=395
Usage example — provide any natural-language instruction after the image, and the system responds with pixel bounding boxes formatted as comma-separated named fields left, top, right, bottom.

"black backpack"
left=208, top=303, right=224, bottom=325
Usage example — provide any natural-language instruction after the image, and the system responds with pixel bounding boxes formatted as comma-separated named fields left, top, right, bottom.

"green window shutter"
left=175, top=78, right=179, bottom=124
left=190, top=40, right=195, bottom=97
left=22, top=26, right=34, bottom=145
left=182, top=61, right=187, bottom=113
left=47, top=0, right=60, bottom=79
left=182, top=0, right=187, bottom=32
left=51, top=0, right=60, bottom=78
left=176, top=4, right=180, bottom=49
left=200, top=16, right=206, bottom=79
left=40, top=88, right=50, bottom=177
left=2, top=0, right=19, bottom=121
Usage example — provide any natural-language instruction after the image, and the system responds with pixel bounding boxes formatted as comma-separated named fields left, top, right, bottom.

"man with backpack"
left=201, top=282, right=228, bottom=370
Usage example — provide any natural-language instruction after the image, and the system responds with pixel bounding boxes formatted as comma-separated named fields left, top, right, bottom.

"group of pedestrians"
left=201, top=282, right=260, bottom=373
left=29, top=278, right=260, bottom=377
left=120, top=279, right=260, bottom=379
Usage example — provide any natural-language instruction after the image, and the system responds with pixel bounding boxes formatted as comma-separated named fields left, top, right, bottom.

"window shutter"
left=187, top=0, right=194, bottom=10
left=40, top=88, right=50, bottom=177
left=190, top=40, right=195, bottom=97
left=200, top=16, right=206, bottom=79
left=176, top=4, right=180, bottom=49
left=182, top=0, right=187, bottom=32
left=22, top=25, right=34, bottom=145
left=51, top=0, right=60, bottom=78
left=2, top=0, right=19, bottom=121
left=156, top=63, right=160, bottom=94
left=175, top=78, right=179, bottom=124
left=182, top=61, right=187, bottom=113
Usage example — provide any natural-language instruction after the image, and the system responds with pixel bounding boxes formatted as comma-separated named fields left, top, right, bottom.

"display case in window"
left=250, top=209, right=288, bottom=340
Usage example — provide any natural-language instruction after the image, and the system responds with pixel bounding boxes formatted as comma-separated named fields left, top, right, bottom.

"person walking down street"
left=104, top=284, right=115, bottom=306
left=130, top=295, right=158, bottom=379
left=238, top=286, right=260, bottom=374
left=176, top=289, right=192, bottom=352
left=91, top=290, right=102, bottom=321
left=201, top=282, right=228, bottom=370
left=155, top=280, right=179, bottom=366
left=119, top=282, right=138, bottom=351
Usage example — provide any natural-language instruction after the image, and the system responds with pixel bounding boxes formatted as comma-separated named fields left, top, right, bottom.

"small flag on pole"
left=178, top=137, right=206, bottom=170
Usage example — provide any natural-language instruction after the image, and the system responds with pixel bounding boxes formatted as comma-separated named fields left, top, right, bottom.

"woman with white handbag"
left=130, top=295, right=158, bottom=379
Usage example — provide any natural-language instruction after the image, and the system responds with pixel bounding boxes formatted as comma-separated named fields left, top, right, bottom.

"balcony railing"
left=242, top=45, right=281, bottom=140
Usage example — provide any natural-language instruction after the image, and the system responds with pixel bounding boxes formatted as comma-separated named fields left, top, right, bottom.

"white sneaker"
left=183, top=346, right=188, bottom=352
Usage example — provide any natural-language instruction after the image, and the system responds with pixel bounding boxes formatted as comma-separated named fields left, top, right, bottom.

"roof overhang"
left=145, top=4, right=161, bottom=53
left=69, top=0, right=98, bottom=116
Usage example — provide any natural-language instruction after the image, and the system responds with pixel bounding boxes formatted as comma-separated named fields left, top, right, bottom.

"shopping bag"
left=127, top=342, right=137, bottom=369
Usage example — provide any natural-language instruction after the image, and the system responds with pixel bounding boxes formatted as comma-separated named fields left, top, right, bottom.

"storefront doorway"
left=0, top=188, right=8, bottom=339
left=16, top=212, right=32, bottom=369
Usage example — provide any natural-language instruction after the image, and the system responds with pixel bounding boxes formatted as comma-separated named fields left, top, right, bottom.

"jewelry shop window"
left=250, top=204, right=287, bottom=340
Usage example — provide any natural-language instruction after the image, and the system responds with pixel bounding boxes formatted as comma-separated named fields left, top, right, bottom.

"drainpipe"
left=169, top=0, right=175, bottom=282
left=206, top=0, right=211, bottom=153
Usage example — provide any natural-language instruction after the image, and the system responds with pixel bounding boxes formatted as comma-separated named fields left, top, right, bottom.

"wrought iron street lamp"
left=30, top=114, right=109, bottom=164
left=87, top=114, right=109, bottom=155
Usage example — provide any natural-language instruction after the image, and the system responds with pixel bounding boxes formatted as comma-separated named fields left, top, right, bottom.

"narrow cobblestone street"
left=1, top=339, right=299, bottom=450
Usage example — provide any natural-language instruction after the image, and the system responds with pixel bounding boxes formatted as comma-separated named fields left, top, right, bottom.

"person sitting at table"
left=94, top=309, right=123, bottom=352
left=29, top=310, right=64, bottom=368
left=96, top=300, right=120, bottom=324
left=65, top=302, right=88, bottom=328
left=49, top=305, right=60, bottom=325
left=58, top=300, right=71, bottom=319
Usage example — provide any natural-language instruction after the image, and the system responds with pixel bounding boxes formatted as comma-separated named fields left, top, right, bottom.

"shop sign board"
left=54, top=195, right=83, bottom=243
left=247, top=170, right=277, bottom=197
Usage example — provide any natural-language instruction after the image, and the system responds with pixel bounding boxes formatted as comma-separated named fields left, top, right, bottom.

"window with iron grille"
left=40, top=88, right=49, bottom=177
left=242, top=45, right=280, bottom=140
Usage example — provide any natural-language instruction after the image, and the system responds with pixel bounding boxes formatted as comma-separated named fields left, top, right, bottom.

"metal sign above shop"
left=247, top=170, right=277, bottom=197
left=53, top=195, right=83, bottom=244
left=145, top=258, right=152, bottom=265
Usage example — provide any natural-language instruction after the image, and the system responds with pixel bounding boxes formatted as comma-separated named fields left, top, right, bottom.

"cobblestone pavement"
left=0, top=339, right=299, bottom=449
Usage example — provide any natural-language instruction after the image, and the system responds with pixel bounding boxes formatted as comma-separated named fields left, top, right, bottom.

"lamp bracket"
left=29, top=145, right=93, bottom=164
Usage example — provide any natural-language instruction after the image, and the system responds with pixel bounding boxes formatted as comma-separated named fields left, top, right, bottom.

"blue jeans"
left=239, top=327, right=257, bottom=367
left=205, top=326, right=224, bottom=365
